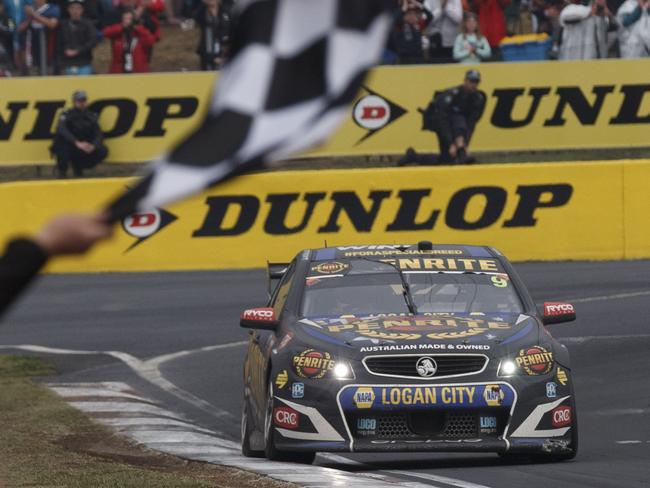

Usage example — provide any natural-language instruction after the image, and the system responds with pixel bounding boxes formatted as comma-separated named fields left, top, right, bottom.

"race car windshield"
left=301, top=260, right=523, bottom=316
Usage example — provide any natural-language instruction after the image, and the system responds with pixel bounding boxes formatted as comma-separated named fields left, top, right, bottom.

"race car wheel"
left=264, top=381, right=316, bottom=464
left=241, top=393, right=264, bottom=458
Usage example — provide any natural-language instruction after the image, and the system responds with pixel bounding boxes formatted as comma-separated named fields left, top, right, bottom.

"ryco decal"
left=515, top=346, right=554, bottom=375
left=292, top=349, right=335, bottom=379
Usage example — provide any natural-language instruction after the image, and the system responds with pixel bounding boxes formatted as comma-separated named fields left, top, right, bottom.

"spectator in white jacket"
left=453, top=12, right=492, bottom=63
left=617, top=0, right=650, bottom=57
left=425, top=0, right=463, bottom=62
left=559, top=0, right=617, bottom=59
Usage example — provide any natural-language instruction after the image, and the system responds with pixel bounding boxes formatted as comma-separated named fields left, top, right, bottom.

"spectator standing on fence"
left=453, top=11, right=491, bottom=62
left=617, top=0, right=650, bottom=57
left=103, top=9, right=155, bottom=72
left=425, top=0, right=462, bottom=62
left=57, top=0, right=97, bottom=74
left=51, top=90, right=108, bottom=178
left=195, top=0, right=231, bottom=70
left=17, top=0, right=60, bottom=74
left=390, top=0, right=433, bottom=64
left=559, top=0, right=617, bottom=59
left=475, top=0, right=511, bottom=49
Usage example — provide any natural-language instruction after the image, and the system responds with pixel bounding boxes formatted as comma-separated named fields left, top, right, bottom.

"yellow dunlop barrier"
left=0, top=160, right=648, bottom=272
left=1, top=59, right=649, bottom=165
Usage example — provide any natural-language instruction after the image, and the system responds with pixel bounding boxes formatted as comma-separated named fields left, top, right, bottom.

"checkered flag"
left=109, top=0, right=394, bottom=220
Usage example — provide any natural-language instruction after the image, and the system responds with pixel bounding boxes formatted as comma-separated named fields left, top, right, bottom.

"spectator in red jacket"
left=102, top=9, right=155, bottom=72
left=475, top=0, right=511, bottom=48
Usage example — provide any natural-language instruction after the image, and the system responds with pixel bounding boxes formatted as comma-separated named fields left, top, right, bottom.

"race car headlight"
left=498, top=359, right=518, bottom=376
left=333, top=362, right=354, bottom=380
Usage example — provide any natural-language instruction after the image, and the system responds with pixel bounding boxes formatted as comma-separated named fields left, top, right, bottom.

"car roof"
left=309, top=244, right=501, bottom=262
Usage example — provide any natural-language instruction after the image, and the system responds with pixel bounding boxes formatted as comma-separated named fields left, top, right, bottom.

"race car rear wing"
left=267, top=262, right=290, bottom=299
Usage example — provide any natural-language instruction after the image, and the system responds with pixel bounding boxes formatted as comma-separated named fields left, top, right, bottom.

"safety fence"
left=0, top=58, right=648, bottom=165
left=0, top=160, right=648, bottom=272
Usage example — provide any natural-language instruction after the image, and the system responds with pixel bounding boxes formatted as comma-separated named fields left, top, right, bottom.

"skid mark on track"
left=0, top=342, right=246, bottom=422
left=559, top=334, right=650, bottom=345
left=48, top=382, right=454, bottom=487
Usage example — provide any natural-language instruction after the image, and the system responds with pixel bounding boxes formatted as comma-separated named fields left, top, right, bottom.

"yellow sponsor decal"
left=353, top=387, right=375, bottom=409
left=379, top=386, right=476, bottom=406
left=556, top=367, right=569, bottom=386
left=515, top=346, right=555, bottom=375
left=483, top=384, right=505, bottom=406
left=275, top=370, right=288, bottom=389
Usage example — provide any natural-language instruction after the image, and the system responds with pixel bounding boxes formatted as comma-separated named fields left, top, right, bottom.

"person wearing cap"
left=50, top=90, right=108, bottom=178
left=453, top=12, right=491, bottom=63
left=399, top=69, right=486, bottom=165
left=57, top=0, right=97, bottom=75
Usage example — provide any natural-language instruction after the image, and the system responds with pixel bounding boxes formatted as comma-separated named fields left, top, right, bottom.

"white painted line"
left=571, top=290, right=650, bottom=303
left=50, top=386, right=151, bottom=402
left=616, top=440, right=643, bottom=444
left=0, top=342, right=247, bottom=421
left=101, top=417, right=216, bottom=433
left=387, top=470, right=492, bottom=488
left=128, top=430, right=221, bottom=445
left=559, top=334, right=650, bottom=344
left=592, top=408, right=649, bottom=416
left=69, top=401, right=174, bottom=416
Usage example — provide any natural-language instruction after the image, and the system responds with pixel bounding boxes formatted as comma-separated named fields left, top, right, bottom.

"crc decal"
left=551, top=406, right=572, bottom=428
left=480, top=416, right=498, bottom=434
left=273, top=406, right=299, bottom=429
left=353, top=387, right=376, bottom=409
left=275, top=370, right=288, bottom=389
left=311, top=261, right=349, bottom=275
left=483, top=384, right=505, bottom=407
left=515, top=346, right=554, bottom=375
left=556, top=367, right=569, bottom=386
left=292, top=349, right=335, bottom=379
left=352, top=86, right=406, bottom=143
left=122, top=208, right=178, bottom=251
left=291, top=382, right=305, bottom=399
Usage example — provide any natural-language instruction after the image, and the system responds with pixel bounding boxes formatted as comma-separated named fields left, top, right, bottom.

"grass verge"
left=0, top=354, right=294, bottom=488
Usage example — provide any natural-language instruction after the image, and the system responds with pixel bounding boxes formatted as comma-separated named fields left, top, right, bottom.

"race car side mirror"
left=240, top=307, right=279, bottom=331
left=541, top=302, right=576, bottom=325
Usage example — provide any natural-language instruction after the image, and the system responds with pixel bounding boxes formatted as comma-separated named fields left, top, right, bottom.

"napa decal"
left=340, top=384, right=515, bottom=411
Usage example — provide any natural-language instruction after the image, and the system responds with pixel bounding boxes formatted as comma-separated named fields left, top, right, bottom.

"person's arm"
left=476, top=35, right=492, bottom=59
left=90, top=114, right=103, bottom=147
left=446, top=0, right=463, bottom=24
left=77, top=21, right=98, bottom=54
left=560, top=4, right=591, bottom=25
left=452, top=34, right=470, bottom=60
left=133, top=23, right=155, bottom=47
left=620, top=5, right=642, bottom=26
left=0, top=213, right=112, bottom=318
left=102, top=23, right=123, bottom=39
left=466, top=93, right=486, bottom=141
left=427, top=0, right=443, bottom=21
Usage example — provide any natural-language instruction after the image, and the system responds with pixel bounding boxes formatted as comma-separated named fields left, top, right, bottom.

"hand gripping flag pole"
left=107, top=0, right=394, bottom=223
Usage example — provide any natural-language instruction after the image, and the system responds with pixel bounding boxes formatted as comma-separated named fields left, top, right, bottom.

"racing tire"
left=241, top=393, right=264, bottom=458
left=264, top=381, right=316, bottom=464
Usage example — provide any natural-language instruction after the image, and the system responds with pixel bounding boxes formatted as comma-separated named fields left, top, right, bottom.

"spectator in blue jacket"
left=16, top=0, right=59, bottom=74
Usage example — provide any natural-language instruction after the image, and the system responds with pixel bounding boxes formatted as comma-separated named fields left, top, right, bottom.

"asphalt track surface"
left=1, top=261, right=650, bottom=488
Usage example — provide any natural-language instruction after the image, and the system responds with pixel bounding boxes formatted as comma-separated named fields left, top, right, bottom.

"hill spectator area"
left=93, top=24, right=200, bottom=73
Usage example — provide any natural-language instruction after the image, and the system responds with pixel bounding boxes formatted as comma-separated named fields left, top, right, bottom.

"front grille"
left=349, top=410, right=507, bottom=440
left=364, top=354, right=487, bottom=379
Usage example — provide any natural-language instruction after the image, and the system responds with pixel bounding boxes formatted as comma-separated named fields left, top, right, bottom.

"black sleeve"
left=56, top=112, right=77, bottom=144
left=0, top=238, right=48, bottom=318
left=467, top=92, right=486, bottom=142
left=90, top=113, right=103, bottom=147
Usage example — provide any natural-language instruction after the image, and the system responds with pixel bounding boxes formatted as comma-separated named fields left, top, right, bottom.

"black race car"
left=240, top=243, right=578, bottom=464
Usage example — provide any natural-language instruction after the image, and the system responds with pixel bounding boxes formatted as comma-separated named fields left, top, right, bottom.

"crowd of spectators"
left=1, top=0, right=648, bottom=77
left=385, top=0, right=650, bottom=64
left=0, top=0, right=233, bottom=76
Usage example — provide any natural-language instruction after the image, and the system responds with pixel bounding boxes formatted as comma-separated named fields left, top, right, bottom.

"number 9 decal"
left=491, top=275, right=508, bottom=288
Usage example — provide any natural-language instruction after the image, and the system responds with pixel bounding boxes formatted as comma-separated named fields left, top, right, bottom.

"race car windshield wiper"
left=360, top=258, right=418, bottom=316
